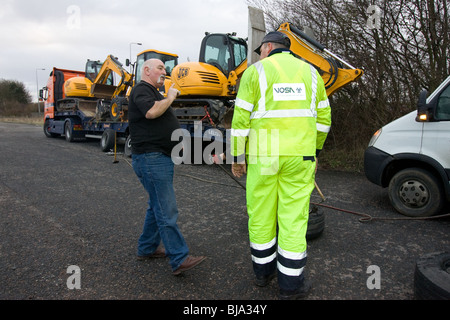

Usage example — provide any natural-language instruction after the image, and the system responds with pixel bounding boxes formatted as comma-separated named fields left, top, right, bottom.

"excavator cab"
left=85, top=59, right=113, bottom=85
left=134, top=49, right=179, bottom=84
left=199, top=33, right=247, bottom=78
left=170, top=32, right=247, bottom=100
left=64, top=59, right=114, bottom=99
left=166, top=33, right=248, bottom=126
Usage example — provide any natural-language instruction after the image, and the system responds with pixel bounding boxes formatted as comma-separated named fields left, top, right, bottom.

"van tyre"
left=388, top=167, right=445, bottom=217
left=414, top=252, right=450, bottom=300
left=306, top=205, right=325, bottom=240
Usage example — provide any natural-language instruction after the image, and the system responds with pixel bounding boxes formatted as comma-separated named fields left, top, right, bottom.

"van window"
left=435, top=85, right=450, bottom=120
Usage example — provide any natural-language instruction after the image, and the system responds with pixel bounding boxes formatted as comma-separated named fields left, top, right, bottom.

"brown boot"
left=172, top=256, right=206, bottom=275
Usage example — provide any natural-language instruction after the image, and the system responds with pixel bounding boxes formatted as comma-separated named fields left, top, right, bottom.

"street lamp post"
left=129, top=42, right=142, bottom=72
left=36, top=68, right=45, bottom=116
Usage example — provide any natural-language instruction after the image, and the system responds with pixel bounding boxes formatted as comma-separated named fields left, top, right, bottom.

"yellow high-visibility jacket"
left=231, top=50, right=331, bottom=161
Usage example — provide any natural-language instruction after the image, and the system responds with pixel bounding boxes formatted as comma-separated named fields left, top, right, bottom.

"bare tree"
left=247, top=0, right=449, bottom=170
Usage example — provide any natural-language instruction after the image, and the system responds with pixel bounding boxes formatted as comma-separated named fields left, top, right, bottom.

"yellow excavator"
left=169, top=7, right=363, bottom=128
left=170, top=32, right=248, bottom=127
left=60, top=54, right=133, bottom=121
left=89, top=54, right=134, bottom=121
left=61, top=50, right=178, bottom=122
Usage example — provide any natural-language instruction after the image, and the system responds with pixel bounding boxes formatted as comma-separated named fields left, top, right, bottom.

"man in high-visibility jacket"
left=231, top=31, right=331, bottom=299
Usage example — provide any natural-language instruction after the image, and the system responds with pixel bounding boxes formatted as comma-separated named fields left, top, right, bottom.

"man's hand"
left=232, top=163, right=246, bottom=178
left=146, top=84, right=180, bottom=119
left=167, top=83, right=180, bottom=101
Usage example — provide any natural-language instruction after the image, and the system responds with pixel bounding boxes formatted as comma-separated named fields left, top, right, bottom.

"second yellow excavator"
left=61, top=54, right=133, bottom=121
left=62, top=50, right=179, bottom=122
left=171, top=32, right=248, bottom=127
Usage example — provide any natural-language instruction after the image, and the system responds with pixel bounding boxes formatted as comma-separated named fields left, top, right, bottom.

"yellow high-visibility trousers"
left=246, top=155, right=315, bottom=291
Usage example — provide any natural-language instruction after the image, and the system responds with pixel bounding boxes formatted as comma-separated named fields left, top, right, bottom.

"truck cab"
left=364, top=76, right=450, bottom=217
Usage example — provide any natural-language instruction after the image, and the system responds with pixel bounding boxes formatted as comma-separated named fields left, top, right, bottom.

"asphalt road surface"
left=1, top=122, right=449, bottom=303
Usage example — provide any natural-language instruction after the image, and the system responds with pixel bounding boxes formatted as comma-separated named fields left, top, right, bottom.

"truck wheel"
left=43, top=119, right=59, bottom=138
left=306, top=205, right=325, bottom=240
left=388, top=167, right=445, bottom=217
left=64, top=121, right=74, bottom=142
left=101, top=129, right=115, bottom=152
left=414, top=252, right=450, bottom=300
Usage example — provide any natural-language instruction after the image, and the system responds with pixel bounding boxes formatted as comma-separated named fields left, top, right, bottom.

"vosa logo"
left=177, top=67, right=190, bottom=80
left=273, top=83, right=306, bottom=101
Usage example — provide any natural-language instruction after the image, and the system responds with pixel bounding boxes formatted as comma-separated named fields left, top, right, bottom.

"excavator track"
left=172, top=98, right=234, bottom=129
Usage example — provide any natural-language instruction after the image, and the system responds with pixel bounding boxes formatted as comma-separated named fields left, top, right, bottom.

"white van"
left=364, top=76, right=450, bottom=217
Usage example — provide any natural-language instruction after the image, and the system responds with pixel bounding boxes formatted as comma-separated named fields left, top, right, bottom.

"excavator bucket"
left=91, top=83, right=117, bottom=99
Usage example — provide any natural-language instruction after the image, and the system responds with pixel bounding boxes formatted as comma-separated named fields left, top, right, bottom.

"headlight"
left=368, top=128, right=382, bottom=147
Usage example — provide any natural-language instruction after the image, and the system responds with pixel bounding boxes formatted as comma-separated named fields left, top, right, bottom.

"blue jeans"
left=132, top=152, right=189, bottom=270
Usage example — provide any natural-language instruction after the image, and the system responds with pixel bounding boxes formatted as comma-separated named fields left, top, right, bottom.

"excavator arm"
left=277, top=23, right=363, bottom=96
left=90, top=54, right=134, bottom=100
left=89, top=55, right=135, bottom=121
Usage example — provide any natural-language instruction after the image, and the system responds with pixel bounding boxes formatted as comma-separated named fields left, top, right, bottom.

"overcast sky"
left=0, top=0, right=251, bottom=101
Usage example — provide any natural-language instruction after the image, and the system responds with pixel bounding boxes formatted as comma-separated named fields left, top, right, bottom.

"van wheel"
left=414, top=252, right=450, bottom=300
left=101, top=129, right=115, bottom=152
left=388, top=168, right=444, bottom=217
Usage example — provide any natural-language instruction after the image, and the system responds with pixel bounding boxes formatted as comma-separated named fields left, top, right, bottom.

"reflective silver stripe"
left=277, top=262, right=305, bottom=276
left=278, top=247, right=308, bottom=260
left=252, top=252, right=277, bottom=264
left=250, top=109, right=314, bottom=119
left=235, top=97, right=254, bottom=113
left=250, top=237, right=276, bottom=251
left=309, top=65, right=318, bottom=118
left=318, top=99, right=330, bottom=109
left=255, top=62, right=267, bottom=112
left=277, top=247, right=307, bottom=276
left=230, top=128, right=250, bottom=137
left=316, top=123, right=331, bottom=133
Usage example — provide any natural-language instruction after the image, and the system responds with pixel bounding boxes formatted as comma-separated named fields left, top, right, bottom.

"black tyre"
left=64, top=121, right=74, bottom=142
left=388, top=168, right=445, bottom=217
left=101, top=129, right=115, bottom=152
left=43, top=119, right=59, bottom=138
left=414, top=252, right=450, bottom=300
left=306, top=205, right=325, bottom=240
left=110, top=97, right=127, bottom=121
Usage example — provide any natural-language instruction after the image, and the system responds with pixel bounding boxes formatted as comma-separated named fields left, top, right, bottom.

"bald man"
left=128, top=59, right=206, bottom=276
